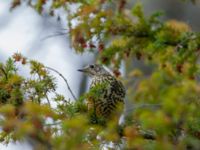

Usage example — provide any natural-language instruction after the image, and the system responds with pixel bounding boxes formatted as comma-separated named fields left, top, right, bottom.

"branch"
left=45, top=66, right=77, bottom=100
left=0, top=66, right=8, bottom=80
left=41, top=32, right=69, bottom=41
left=125, top=103, right=162, bottom=114
left=45, top=93, right=51, bottom=107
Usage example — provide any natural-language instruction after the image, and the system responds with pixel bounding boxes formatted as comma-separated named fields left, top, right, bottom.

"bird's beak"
left=77, top=67, right=89, bottom=73
left=77, top=69, right=84, bottom=72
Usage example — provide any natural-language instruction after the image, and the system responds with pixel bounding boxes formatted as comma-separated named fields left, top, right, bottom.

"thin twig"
left=45, top=66, right=77, bottom=100
left=45, top=93, right=51, bottom=107
left=41, top=32, right=69, bottom=41
left=0, top=66, right=8, bottom=79
left=125, top=103, right=162, bottom=114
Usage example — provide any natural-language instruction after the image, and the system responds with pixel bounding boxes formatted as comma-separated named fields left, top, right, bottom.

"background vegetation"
left=0, top=0, right=200, bottom=149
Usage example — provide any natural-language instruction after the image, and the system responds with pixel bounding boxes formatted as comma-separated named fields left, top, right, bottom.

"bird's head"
left=78, top=64, right=110, bottom=77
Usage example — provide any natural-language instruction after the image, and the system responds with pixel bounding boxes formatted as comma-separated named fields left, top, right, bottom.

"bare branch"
left=41, top=32, right=69, bottom=41
left=45, top=66, right=77, bottom=100
left=0, top=66, right=8, bottom=79
left=45, top=94, right=51, bottom=107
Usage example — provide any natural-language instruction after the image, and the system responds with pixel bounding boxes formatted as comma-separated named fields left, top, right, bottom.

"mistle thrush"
left=78, top=64, right=126, bottom=121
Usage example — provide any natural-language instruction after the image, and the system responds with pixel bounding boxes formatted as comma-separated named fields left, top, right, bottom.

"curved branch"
left=45, top=66, right=77, bottom=100
left=0, top=66, right=8, bottom=79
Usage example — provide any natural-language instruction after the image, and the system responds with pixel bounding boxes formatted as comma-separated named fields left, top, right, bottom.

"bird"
left=78, top=64, right=126, bottom=123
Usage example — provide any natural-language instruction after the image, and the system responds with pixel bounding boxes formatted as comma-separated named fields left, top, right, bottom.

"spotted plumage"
left=78, top=64, right=125, bottom=120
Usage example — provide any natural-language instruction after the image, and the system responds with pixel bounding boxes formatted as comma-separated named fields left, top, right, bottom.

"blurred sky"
left=0, top=0, right=199, bottom=149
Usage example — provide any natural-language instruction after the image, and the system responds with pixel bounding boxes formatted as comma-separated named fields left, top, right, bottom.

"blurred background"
left=0, top=0, right=199, bottom=149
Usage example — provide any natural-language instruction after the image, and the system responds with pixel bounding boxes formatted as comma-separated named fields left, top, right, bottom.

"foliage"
left=4, top=0, right=200, bottom=149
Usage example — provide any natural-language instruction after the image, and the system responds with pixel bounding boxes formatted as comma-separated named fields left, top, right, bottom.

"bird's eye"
left=90, top=65, right=94, bottom=68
